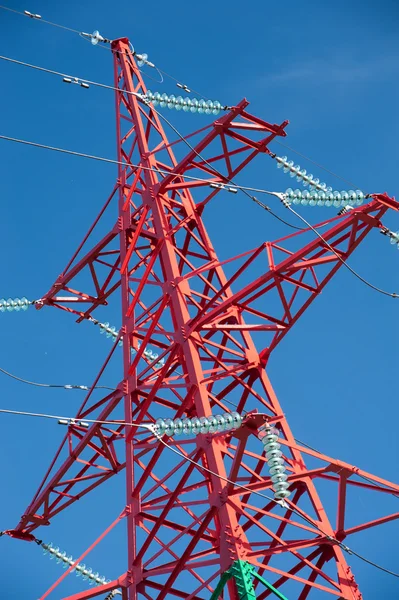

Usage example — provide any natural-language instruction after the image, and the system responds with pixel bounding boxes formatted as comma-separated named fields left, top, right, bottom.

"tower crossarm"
left=189, top=197, right=396, bottom=357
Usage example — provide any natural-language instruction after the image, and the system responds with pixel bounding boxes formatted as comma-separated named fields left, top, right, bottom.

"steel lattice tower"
left=8, top=38, right=399, bottom=600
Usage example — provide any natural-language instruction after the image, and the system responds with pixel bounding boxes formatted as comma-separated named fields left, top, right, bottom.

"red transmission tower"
left=8, top=38, right=399, bottom=600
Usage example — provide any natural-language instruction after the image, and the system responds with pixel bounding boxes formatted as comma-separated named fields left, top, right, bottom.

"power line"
left=2, top=4, right=398, bottom=590
left=156, top=434, right=399, bottom=580
left=0, top=365, right=114, bottom=392
left=0, top=52, right=297, bottom=228
left=274, top=139, right=360, bottom=190
left=0, top=407, right=150, bottom=430
left=4, top=356, right=397, bottom=503
left=285, top=204, right=398, bottom=298
left=0, top=4, right=210, bottom=101
left=0, top=133, right=283, bottom=200
left=0, top=54, right=141, bottom=97
left=1, top=402, right=398, bottom=580
left=0, top=56, right=374, bottom=235
left=150, top=104, right=307, bottom=231
left=0, top=4, right=81, bottom=34
left=0, top=5, right=364, bottom=196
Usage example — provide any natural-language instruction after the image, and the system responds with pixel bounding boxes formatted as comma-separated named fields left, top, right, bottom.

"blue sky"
left=0, top=0, right=398, bottom=598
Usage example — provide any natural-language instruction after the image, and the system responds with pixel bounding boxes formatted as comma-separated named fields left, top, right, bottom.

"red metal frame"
left=9, top=38, right=399, bottom=600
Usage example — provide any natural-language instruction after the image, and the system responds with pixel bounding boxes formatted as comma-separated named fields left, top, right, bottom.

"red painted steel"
left=10, top=39, right=399, bottom=599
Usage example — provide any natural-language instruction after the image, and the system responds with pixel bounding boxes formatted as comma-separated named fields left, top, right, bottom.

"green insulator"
left=273, top=481, right=290, bottom=491
left=207, top=415, right=218, bottom=433
left=333, top=191, right=342, bottom=207
left=309, top=191, right=318, bottom=206
left=231, top=412, right=242, bottom=429
left=175, top=96, right=184, bottom=110
left=276, top=155, right=287, bottom=169
left=283, top=160, right=294, bottom=174
left=191, top=417, right=201, bottom=434
left=190, top=98, right=199, bottom=113
left=285, top=188, right=294, bottom=200
left=267, top=456, right=285, bottom=468
left=274, top=489, right=291, bottom=500
left=263, top=441, right=281, bottom=453
left=173, top=418, right=183, bottom=435
left=309, top=177, right=320, bottom=190
left=212, top=101, right=221, bottom=115
left=355, top=189, right=365, bottom=205
left=164, top=418, right=175, bottom=436
left=266, top=448, right=283, bottom=460
left=155, top=418, right=166, bottom=435
left=199, top=416, right=210, bottom=433
left=269, top=465, right=286, bottom=476
left=300, top=190, right=310, bottom=205
left=160, top=93, right=168, bottom=108
left=293, top=189, right=302, bottom=205
left=317, top=191, right=326, bottom=206
left=182, top=98, right=191, bottom=112
left=289, top=164, right=300, bottom=178
left=296, top=168, right=306, bottom=182
left=223, top=413, right=234, bottom=430
left=263, top=433, right=279, bottom=444
left=340, top=191, right=349, bottom=205
left=347, top=190, right=356, bottom=205
left=167, top=94, right=176, bottom=109
left=182, top=418, right=192, bottom=434
left=49, top=546, right=59, bottom=559
left=197, top=99, right=205, bottom=114
left=271, top=473, right=288, bottom=484
left=302, top=174, right=312, bottom=187
left=215, top=414, right=226, bottom=431
left=205, top=100, right=213, bottom=114
left=325, top=192, right=334, bottom=206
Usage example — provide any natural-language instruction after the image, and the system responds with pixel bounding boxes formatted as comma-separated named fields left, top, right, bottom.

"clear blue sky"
left=0, top=0, right=398, bottom=598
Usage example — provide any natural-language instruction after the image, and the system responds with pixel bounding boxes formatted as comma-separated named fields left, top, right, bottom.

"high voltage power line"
left=0, top=50, right=397, bottom=295
left=1, top=403, right=398, bottom=580
left=1, top=6, right=399, bottom=597
left=0, top=132, right=396, bottom=298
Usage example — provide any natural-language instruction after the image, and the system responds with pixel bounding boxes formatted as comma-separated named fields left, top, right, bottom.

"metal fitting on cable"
left=63, top=77, right=90, bottom=89
left=105, top=591, right=122, bottom=598
left=155, top=412, right=242, bottom=437
left=81, top=30, right=111, bottom=45
left=380, top=228, right=399, bottom=249
left=41, top=542, right=110, bottom=586
left=64, top=384, right=89, bottom=390
left=338, top=205, right=355, bottom=216
left=24, top=10, right=41, bottom=19
left=58, top=418, right=89, bottom=428
left=257, top=424, right=291, bottom=501
left=210, top=183, right=238, bottom=193
left=176, top=82, right=191, bottom=93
